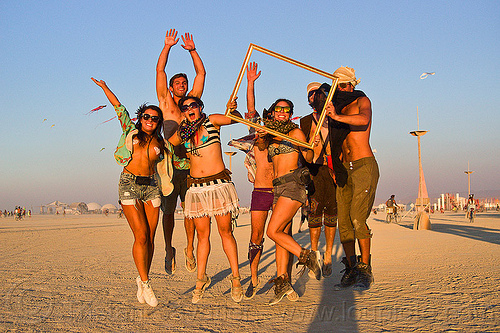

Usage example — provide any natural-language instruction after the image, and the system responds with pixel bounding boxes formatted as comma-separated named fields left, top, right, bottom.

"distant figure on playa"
left=325, top=66, right=379, bottom=290
left=256, top=97, right=319, bottom=305
left=242, top=62, right=275, bottom=299
left=168, top=96, right=243, bottom=304
left=92, top=77, right=169, bottom=307
left=466, top=194, right=476, bottom=221
left=386, top=194, right=399, bottom=215
left=300, top=81, right=338, bottom=278
left=156, top=29, right=206, bottom=275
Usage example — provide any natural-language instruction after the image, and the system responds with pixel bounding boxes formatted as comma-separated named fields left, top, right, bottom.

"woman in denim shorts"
left=256, top=99, right=322, bottom=305
left=92, top=78, right=170, bottom=307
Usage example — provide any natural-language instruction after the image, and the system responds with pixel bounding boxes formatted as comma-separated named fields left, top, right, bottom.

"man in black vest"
left=299, top=82, right=338, bottom=278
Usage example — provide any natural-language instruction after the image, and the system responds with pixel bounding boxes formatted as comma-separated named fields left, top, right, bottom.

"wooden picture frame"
left=224, top=43, right=339, bottom=148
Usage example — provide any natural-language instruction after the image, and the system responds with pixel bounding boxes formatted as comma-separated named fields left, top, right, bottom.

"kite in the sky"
left=420, top=72, right=435, bottom=79
left=96, top=116, right=116, bottom=127
left=87, top=105, right=107, bottom=115
left=42, top=118, right=47, bottom=123
left=50, top=124, right=55, bottom=128
left=96, top=116, right=137, bottom=128
left=100, top=148, right=105, bottom=152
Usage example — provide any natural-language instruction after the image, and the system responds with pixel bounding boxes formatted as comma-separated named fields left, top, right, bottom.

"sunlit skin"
left=258, top=101, right=314, bottom=279
left=91, top=77, right=162, bottom=284
left=325, top=82, right=374, bottom=266
left=155, top=28, right=206, bottom=268
left=325, top=83, right=374, bottom=162
left=156, top=29, right=206, bottom=126
left=125, top=109, right=162, bottom=177
left=245, top=62, right=275, bottom=287
left=169, top=98, right=243, bottom=293
left=170, top=76, right=188, bottom=98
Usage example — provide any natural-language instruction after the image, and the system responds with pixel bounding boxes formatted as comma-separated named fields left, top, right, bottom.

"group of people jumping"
left=92, top=29, right=378, bottom=307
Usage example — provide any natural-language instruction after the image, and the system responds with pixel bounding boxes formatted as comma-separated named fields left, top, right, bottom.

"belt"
left=272, top=172, right=296, bottom=187
left=187, top=169, right=232, bottom=187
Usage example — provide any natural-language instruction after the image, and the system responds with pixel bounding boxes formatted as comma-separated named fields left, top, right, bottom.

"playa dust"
left=0, top=212, right=499, bottom=332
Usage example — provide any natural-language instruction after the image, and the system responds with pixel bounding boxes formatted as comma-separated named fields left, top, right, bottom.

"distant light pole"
left=464, top=161, right=474, bottom=196
left=409, top=107, right=430, bottom=212
left=224, top=135, right=237, bottom=172
left=224, top=151, right=237, bottom=172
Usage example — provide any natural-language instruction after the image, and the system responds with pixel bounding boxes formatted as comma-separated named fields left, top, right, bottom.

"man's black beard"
left=311, top=91, right=327, bottom=114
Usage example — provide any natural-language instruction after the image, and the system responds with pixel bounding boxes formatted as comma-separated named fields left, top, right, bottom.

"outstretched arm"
left=246, top=62, right=261, bottom=119
left=91, top=77, right=120, bottom=106
left=182, top=33, right=206, bottom=98
left=156, top=29, right=179, bottom=116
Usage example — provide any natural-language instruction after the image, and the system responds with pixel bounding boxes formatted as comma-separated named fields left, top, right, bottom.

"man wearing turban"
left=325, top=66, right=379, bottom=290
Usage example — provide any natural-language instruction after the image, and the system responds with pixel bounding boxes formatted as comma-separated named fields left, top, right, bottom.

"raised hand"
left=165, top=29, right=179, bottom=47
left=227, top=96, right=238, bottom=110
left=246, top=62, right=261, bottom=82
left=91, top=77, right=107, bottom=89
left=91, top=77, right=120, bottom=106
left=181, top=33, right=196, bottom=51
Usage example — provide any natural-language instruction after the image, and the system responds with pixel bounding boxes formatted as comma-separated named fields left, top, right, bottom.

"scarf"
left=263, top=119, right=298, bottom=134
left=328, top=90, right=367, bottom=186
left=178, top=113, right=206, bottom=143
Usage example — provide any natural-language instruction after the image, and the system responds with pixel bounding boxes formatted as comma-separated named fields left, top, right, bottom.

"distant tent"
left=87, top=202, right=102, bottom=213
left=70, top=202, right=88, bottom=214
left=101, top=204, right=118, bottom=213
left=41, top=200, right=69, bottom=214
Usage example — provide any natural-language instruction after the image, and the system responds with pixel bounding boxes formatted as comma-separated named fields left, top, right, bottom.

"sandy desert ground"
left=0, top=210, right=499, bottom=332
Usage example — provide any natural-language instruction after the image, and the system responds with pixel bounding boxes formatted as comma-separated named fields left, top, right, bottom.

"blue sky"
left=1, top=0, right=499, bottom=210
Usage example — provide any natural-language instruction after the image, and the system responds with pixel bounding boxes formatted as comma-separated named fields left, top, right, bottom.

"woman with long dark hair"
left=92, top=78, right=171, bottom=307
left=168, top=96, right=243, bottom=304
left=255, top=98, right=321, bottom=305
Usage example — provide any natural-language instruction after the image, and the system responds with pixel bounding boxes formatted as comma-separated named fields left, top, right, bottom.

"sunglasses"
left=141, top=113, right=160, bottom=122
left=274, top=106, right=291, bottom=113
left=181, top=102, right=200, bottom=112
left=308, top=90, right=317, bottom=99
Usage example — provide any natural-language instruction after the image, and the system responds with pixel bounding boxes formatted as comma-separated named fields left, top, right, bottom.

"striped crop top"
left=184, top=117, right=220, bottom=154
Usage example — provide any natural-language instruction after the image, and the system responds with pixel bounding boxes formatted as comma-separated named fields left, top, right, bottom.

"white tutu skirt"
left=184, top=181, right=239, bottom=218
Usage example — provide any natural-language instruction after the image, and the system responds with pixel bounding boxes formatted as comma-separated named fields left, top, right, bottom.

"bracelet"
left=189, top=48, right=196, bottom=52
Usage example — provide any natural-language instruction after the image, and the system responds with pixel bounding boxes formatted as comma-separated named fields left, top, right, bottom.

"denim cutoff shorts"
left=118, top=172, right=161, bottom=207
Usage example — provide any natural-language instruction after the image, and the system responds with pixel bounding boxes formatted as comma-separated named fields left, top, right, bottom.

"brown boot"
left=268, top=274, right=297, bottom=305
left=296, top=248, right=321, bottom=280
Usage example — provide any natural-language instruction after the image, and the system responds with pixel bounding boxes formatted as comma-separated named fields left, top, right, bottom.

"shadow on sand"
left=293, top=228, right=359, bottom=333
left=375, top=212, right=500, bottom=246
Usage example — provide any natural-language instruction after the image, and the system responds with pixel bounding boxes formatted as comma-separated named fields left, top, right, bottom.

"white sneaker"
left=308, top=251, right=322, bottom=279
left=141, top=280, right=158, bottom=307
left=136, top=276, right=145, bottom=303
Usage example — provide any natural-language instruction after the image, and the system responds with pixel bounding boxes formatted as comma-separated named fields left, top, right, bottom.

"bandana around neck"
left=332, top=90, right=366, bottom=113
left=179, top=113, right=206, bottom=142
left=263, top=119, right=298, bottom=134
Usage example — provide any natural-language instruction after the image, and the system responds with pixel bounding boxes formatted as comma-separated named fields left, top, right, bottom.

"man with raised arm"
left=156, top=29, right=206, bottom=275
left=243, top=62, right=276, bottom=299
left=325, top=66, right=379, bottom=290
